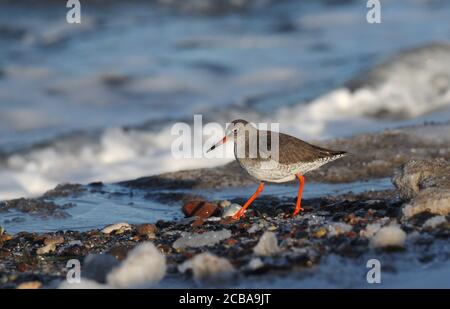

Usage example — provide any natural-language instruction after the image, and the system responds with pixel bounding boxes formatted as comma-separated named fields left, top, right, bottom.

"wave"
left=277, top=43, right=450, bottom=138
left=2, top=43, right=450, bottom=200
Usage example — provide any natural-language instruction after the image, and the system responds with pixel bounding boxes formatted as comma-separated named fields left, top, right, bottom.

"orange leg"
left=232, top=182, right=265, bottom=220
left=293, top=174, right=305, bottom=216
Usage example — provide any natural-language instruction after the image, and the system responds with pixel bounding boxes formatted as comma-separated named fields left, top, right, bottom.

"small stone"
left=327, top=222, right=352, bottom=237
left=178, top=252, right=234, bottom=282
left=63, top=244, right=87, bottom=256
left=44, top=235, right=64, bottom=246
left=109, top=245, right=133, bottom=261
left=83, top=254, right=120, bottom=283
left=67, top=240, right=83, bottom=246
left=136, top=224, right=157, bottom=237
left=248, top=257, right=264, bottom=270
left=423, top=216, right=447, bottom=229
left=224, top=238, right=238, bottom=246
left=219, top=200, right=231, bottom=208
left=191, top=218, right=205, bottom=227
left=172, top=229, right=232, bottom=249
left=313, top=227, right=327, bottom=238
left=253, top=231, right=280, bottom=256
left=36, top=243, right=56, bottom=255
left=17, top=263, right=30, bottom=272
left=222, top=203, right=242, bottom=218
left=360, top=223, right=382, bottom=238
left=0, top=249, right=11, bottom=258
left=0, top=234, right=12, bottom=242
left=107, top=242, right=166, bottom=288
left=248, top=224, right=260, bottom=234
left=370, top=225, right=406, bottom=249
left=182, top=200, right=218, bottom=219
left=101, top=222, right=131, bottom=234
left=16, top=281, right=42, bottom=289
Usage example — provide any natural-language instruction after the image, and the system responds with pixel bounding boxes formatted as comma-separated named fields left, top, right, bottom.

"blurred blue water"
left=0, top=0, right=449, bottom=199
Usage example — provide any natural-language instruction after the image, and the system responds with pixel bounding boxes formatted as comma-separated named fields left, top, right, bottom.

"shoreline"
left=0, top=122, right=449, bottom=288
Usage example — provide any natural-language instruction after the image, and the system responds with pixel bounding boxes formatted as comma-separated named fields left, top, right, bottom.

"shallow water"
left=0, top=178, right=392, bottom=233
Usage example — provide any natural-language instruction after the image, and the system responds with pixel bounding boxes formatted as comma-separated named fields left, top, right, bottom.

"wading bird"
left=207, top=119, right=347, bottom=220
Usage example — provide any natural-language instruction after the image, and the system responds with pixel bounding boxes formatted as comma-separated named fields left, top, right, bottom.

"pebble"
left=0, top=234, right=12, bottom=242
left=370, top=225, right=406, bottom=249
left=253, top=231, right=280, bottom=256
left=182, top=200, right=218, bottom=219
left=36, top=243, right=56, bottom=255
left=219, top=200, right=231, bottom=208
left=423, top=216, right=447, bottom=229
left=67, top=240, right=83, bottom=246
left=222, top=203, right=242, bottom=218
left=248, top=224, right=260, bottom=234
left=327, top=222, right=352, bottom=237
left=178, top=252, right=234, bottom=282
left=172, top=229, right=232, bottom=249
left=109, top=245, right=132, bottom=261
left=136, top=223, right=157, bottom=237
left=16, top=281, right=42, bottom=289
left=248, top=257, right=264, bottom=270
left=44, top=235, right=65, bottom=246
left=101, top=222, right=131, bottom=234
left=83, top=254, right=120, bottom=283
left=313, top=227, right=327, bottom=238
left=107, top=242, right=166, bottom=288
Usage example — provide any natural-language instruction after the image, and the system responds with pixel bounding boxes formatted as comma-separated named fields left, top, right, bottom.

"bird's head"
left=206, top=119, right=253, bottom=153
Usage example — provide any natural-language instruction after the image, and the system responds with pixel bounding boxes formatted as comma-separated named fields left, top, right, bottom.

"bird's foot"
left=232, top=208, right=247, bottom=220
left=292, top=207, right=304, bottom=217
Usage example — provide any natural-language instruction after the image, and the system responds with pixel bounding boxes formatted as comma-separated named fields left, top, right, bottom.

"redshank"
left=207, top=119, right=347, bottom=220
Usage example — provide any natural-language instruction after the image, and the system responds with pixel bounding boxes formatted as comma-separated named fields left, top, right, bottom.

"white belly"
left=237, top=156, right=342, bottom=183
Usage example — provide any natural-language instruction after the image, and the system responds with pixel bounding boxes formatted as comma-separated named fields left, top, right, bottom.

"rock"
left=360, top=223, right=383, bottom=238
left=370, top=225, right=406, bottom=249
left=402, top=189, right=450, bottom=219
left=173, top=229, right=232, bottom=249
left=393, top=159, right=450, bottom=200
left=393, top=159, right=450, bottom=219
left=248, top=257, right=264, bottom=270
left=222, top=203, right=242, bottom=218
left=191, top=218, right=205, bottom=227
left=107, top=242, right=166, bottom=288
left=327, top=222, right=352, bottom=237
left=67, top=240, right=83, bottom=246
left=16, top=281, right=42, bottom=289
left=423, top=216, right=447, bottom=229
left=182, top=200, right=218, bottom=219
left=109, top=245, right=133, bottom=261
left=253, top=231, right=280, bottom=256
left=101, top=222, right=131, bottom=234
left=36, top=243, right=56, bottom=255
left=83, top=254, right=120, bottom=283
left=219, top=200, right=231, bottom=208
left=0, top=234, right=12, bottom=243
left=248, top=224, right=260, bottom=234
left=178, top=252, right=234, bottom=282
left=44, top=235, right=65, bottom=246
left=313, top=227, right=327, bottom=238
left=136, top=223, right=157, bottom=237
left=0, top=226, right=4, bottom=235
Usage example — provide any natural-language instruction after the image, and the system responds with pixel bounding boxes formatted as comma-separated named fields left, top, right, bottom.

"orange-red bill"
left=206, top=135, right=229, bottom=153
